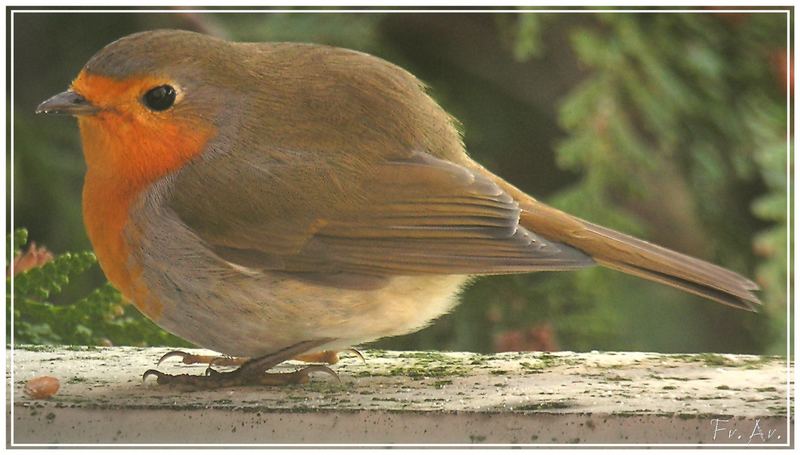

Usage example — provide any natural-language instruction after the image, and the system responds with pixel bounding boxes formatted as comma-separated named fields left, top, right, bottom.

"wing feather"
left=170, top=150, right=594, bottom=289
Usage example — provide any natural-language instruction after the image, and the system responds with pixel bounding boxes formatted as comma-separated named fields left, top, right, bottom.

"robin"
left=36, top=30, right=760, bottom=388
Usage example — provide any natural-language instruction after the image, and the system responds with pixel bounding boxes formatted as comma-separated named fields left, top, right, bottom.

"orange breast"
left=73, top=71, right=215, bottom=320
left=81, top=169, right=154, bottom=316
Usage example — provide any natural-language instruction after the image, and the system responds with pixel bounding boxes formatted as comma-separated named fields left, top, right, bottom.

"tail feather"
left=583, top=221, right=761, bottom=311
left=596, top=260, right=760, bottom=311
left=479, top=170, right=762, bottom=311
left=519, top=203, right=761, bottom=311
left=583, top=221, right=759, bottom=292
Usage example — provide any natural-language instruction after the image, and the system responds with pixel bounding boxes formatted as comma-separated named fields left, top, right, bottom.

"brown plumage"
left=38, top=30, right=759, bottom=369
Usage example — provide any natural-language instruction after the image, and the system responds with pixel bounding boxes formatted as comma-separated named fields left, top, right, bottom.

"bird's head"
left=36, top=29, right=239, bottom=184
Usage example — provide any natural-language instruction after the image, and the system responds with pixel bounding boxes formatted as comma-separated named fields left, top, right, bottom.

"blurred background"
left=9, top=7, right=791, bottom=355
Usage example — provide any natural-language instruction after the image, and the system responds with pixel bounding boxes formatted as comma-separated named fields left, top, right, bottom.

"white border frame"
left=4, top=4, right=795, bottom=449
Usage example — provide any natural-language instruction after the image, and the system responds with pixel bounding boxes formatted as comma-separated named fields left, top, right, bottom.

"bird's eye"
left=142, top=85, right=176, bottom=111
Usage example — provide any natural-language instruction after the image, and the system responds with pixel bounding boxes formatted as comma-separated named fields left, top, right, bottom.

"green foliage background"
left=8, top=229, right=190, bottom=347
left=9, top=8, right=791, bottom=354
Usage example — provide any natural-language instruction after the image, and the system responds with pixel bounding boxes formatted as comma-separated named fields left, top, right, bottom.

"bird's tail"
left=522, top=202, right=760, bottom=311
left=487, top=174, right=761, bottom=311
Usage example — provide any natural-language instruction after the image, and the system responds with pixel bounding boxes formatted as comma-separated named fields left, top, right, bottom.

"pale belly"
left=126, top=189, right=468, bottom=357
left=148, top=270, right=466, bottom=357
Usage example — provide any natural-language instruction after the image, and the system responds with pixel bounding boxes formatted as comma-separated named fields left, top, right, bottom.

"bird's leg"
left=158, top=347, right=364, bottom=367
left=157, top=350, right=249, bottom=367
left=143, top=339, right=339, bottom=389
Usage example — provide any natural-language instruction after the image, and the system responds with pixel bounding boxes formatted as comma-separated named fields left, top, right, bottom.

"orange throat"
left=73, top=71, right=214, bottom=319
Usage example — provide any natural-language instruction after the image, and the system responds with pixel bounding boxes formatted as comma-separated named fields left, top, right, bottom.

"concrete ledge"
left=7, top=346, right=792, bottom=446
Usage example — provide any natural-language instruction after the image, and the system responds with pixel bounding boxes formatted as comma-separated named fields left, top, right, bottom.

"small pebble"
left=24, top=376, right=60, bottom=399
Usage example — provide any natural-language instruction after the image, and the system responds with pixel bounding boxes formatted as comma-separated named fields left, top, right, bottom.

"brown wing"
left=169, top=150, right=593, bottom=289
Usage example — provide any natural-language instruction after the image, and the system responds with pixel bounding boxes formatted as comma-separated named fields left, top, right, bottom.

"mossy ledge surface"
left=9, top=346, right=791, bottom=445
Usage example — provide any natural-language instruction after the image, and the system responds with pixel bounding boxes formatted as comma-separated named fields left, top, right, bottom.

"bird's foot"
left=142, top=364, right=338, bottom=389
left=143, top=339, right=339, bottom=389
left=157, top=350, right=248, bottom=367
left=158, top=347, right=364, bottom=367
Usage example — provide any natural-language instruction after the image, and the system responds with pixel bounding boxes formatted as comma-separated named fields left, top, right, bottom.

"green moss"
left=515, top=354, right=582, bottom=375
left=351, top=370, right=376, bottom=378
left=518, top=361, right=545, bottom=374
left=384, top=364, right=468, bottom=379
left=61, top=345, right=101, bottom=352
left=364, top=349, right=388, bottom=357
left=15, top=345, right=60, bottom=352
left=694, top=353, right=736, bottom=366
left=397, top=352, right=450, bottom=362
left=670, top=353, right=782, bottom=369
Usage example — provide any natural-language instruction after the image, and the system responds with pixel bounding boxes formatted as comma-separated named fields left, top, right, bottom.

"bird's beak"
left=35, top=90, right=99, bottom=116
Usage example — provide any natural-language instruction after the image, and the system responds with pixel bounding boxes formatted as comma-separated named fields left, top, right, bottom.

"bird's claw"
left=156, top=350, right=193, bottom=367
left=297, top=364, right=341, bottom=384
left=342, top=348, right=366, bottom=364
left=142, top=368, right=168, bottom=384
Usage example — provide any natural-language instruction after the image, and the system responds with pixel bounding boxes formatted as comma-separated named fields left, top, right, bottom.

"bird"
left=36, top=29, right=760, bottom=388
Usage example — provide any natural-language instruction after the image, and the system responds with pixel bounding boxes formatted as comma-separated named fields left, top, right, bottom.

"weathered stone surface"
left=7, top=346, right=792, bottom=446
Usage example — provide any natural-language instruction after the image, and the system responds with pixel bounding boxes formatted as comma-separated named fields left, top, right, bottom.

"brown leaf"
left=494, top=323, right=559, bottom=352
